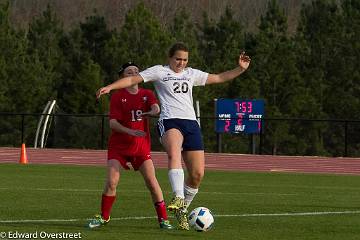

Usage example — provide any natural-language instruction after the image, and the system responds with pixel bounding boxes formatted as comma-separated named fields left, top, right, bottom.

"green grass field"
left=1, top=163, right=360, bottom=240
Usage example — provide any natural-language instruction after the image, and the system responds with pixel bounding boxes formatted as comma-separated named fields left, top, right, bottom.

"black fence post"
left=250, top=134, right=256, bottom=154
left=21, top=114, right=25, bottom=144
left=216, top=133, right=222, bottom=153
left=344, top=121, right=348, bottom=157
left=101, top=115, right=105, bottom=149
left=259, top=118, right=263, bottom=155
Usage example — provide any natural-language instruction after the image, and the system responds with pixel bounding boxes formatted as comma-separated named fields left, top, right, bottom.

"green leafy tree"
left=198, top=7, right=245, bottom=73
left=250, top=0, right=305, bottom=155
left=52, top=57, right=104, bottom=148
left=62, top=58, right=103, bottom=113
left=295, top=0, right=348, bottom=156
left=26, top=5, right=65, bottom=105
left=296, top=0, right=341, bottom=117
left=0, top=2, right=63, bottom=146
left=0, top=1, right=19, bottom=146
left=0, top=1, right=12, bottom=112
left=48, top=25, right=107, bottom=148
left=107, top=2, right=172, bottom=71
left=198, top=7, right=250, bottom=104
left=169, top=7, right=203, bottom=68
left=341, top=0, right=360, bottom=118
left=58, top=26, right=107, bottom=114
left=196, top=7, right=252, bottom=152
left=334, top=0, right=360, bottom=156
left=79, top=13, right=113, bottom=79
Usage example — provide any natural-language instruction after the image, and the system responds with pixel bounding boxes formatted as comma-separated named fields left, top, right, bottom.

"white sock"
left=184, top=184, right=198, bottom=210
left=168, top=169, right=185, bottom=198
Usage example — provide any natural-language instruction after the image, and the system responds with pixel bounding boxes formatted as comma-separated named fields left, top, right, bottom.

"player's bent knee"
left=167, top=153, right=180, bottom=162
left=189, top=171, right=204, bottom=185
left=107, top=179, right=118, bottom=192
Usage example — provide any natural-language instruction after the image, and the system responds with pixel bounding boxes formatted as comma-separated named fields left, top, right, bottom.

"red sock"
left=154, top=200, right=168, bottom=223
left=101, top=194, right=116, bottom=221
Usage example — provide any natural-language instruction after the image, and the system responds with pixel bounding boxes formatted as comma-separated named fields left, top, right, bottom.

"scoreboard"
left=215, top=99, right=264, bottom=134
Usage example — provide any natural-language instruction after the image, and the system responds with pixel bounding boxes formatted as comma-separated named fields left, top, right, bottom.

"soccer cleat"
left=167, top=196, right=185, bottom=211
left=175, top=208, right=190, bottom=230
left=87, top=214, right=110, bottom=229
left=159, top=219, right=175, bottom=229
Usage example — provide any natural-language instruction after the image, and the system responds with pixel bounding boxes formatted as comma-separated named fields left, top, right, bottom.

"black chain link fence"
left=1, top=112, right=360, bottom=157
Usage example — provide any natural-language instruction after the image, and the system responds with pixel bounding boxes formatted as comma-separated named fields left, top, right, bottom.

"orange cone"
left=19, top=143, right=28, bottom=164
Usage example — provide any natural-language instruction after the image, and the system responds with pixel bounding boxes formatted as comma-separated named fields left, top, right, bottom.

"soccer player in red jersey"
left=88, top=62, right=173, bottom=229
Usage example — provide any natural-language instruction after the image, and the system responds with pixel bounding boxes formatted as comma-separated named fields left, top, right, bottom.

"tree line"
left=0, top=0, right=359, bottom=156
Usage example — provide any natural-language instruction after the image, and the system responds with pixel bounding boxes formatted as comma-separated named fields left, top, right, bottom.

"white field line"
left=0, top=187, right=297, bottom=196
left=1, top=210, right=360, bottom=223
left=3, top=184, right=360, bottom=193
left=3, top=185, right=360, bottom=194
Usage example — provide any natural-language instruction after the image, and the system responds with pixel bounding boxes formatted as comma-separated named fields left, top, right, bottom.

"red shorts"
left=108, top=150, right=151, bottom=171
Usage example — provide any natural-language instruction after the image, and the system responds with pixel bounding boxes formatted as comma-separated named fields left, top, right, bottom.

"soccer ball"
left=188, top=207, right=214, bottom=232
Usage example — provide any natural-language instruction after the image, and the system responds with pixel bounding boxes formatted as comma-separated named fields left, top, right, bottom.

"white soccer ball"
left=188, top=207, right=214, bottom=232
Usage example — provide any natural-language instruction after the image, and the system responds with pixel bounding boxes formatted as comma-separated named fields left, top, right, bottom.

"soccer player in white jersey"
left=96, top=42, right=251, bottom=230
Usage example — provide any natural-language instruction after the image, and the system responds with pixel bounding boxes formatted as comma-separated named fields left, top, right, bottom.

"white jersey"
left=139, top=65, right=208, bottom=120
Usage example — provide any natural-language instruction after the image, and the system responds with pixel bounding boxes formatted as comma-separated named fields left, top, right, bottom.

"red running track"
left=1, top=147, right=360, bottom=175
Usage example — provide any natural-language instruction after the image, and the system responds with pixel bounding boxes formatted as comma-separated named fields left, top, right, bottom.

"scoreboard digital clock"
left=215, top=99, right=264, bottom=134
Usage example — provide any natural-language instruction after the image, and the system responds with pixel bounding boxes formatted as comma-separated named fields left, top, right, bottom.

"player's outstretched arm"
left=206, top=52, right=251, bottom=85
left=141, top=104, right=160, bottom=117
left=109, top=119, right=146, bottom=137
left=96, top=75, right=143, bottom=99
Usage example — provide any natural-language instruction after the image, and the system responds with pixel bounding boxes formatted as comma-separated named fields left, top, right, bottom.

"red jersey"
left=108, top=88, right=158, bottom=156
